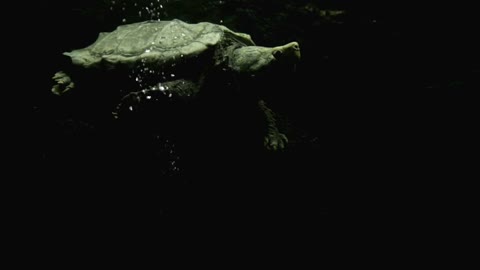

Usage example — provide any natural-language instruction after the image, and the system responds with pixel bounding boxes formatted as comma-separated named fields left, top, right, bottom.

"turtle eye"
left=273, top=50, right=283, bottom=59
left=293, top=44, right=300, bottom=50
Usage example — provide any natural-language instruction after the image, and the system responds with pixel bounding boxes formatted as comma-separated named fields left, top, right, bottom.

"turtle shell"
left=65, top=19, right=255, bottom=69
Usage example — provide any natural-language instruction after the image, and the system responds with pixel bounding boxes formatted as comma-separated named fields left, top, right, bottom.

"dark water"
left=15, top=1, right=477, bottom=249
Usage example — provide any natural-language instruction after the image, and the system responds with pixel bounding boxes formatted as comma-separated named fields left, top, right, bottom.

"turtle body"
left=53, top=19, right=301, bottom=151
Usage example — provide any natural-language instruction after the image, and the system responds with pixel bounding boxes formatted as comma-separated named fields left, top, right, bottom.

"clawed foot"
left=52, top=71, right=75, bottom=95
left=113, top=91, right=145, bottom=118
left=113, top=86, right=177, bottom=118
left=264, top=132, right=288, bottom=151
left=113, top=80, right=198, bottom=119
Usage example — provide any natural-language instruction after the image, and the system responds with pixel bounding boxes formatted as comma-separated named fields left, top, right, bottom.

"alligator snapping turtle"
left=53, top=19, right=300, bottom=150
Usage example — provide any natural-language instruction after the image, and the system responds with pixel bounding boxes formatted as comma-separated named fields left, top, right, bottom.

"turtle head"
left=229, top=42, right=301, bottom=74
left=271, top=42, right=301, bottom=65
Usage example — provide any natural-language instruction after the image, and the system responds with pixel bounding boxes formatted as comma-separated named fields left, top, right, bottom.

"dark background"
left=12, top=0, right=477, bottom=249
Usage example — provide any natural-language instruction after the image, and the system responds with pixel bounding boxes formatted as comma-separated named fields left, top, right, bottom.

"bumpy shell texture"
left=65, top=19, right=255, bottom=69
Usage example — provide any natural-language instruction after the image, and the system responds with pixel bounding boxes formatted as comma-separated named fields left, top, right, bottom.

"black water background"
left=12, top=1, right=477, bottom=247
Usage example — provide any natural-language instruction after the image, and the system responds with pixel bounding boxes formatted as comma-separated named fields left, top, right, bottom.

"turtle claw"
left=52, top=71, right=75, bottom=95
left=114, top=92, right=143, bottom=117
left=264, top=132, right=288, bottom=151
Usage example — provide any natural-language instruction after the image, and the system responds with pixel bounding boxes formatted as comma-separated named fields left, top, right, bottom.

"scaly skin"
left=258, top=100, right=288, bottom=151
left=230, top=42, right=301, bottom=73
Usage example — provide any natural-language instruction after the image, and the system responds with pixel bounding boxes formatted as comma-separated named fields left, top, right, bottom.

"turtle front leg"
left=52, top=71, right=75, bottom=96
left=258, top=100, right=288, bottom=150
left=113, top=79, right=199, bottom=118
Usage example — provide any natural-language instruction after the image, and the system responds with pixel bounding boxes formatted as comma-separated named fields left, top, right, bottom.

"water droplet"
left=171, top=74, right=175, bottom=77
left=160, top=86, right=166, bottom=91
left=168, top=93, right=172, bottom=98
left=146, top=96, right=152, bottom=100
left=122, top=18, right=126, bottom=23
left=129, top=106, right=133, bottom=111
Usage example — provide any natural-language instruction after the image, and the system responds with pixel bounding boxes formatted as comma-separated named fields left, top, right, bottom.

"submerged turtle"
left=53, top=19, right=300, bottom=150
